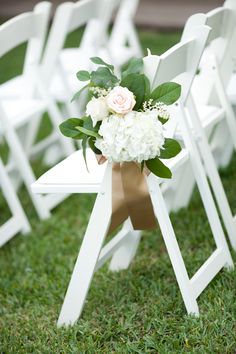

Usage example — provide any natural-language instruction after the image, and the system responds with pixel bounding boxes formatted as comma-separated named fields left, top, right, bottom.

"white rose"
left=95, top=111, right=165, bottom=163
left=86, top=97, right=109, bottom=127
left=106, top=86, right=136, bottom=115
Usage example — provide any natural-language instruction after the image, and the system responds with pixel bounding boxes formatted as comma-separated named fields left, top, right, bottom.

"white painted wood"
left=190, top=248, right=227, bottom=299
left=168, top=1, right=236, bottom=249
left=108, top=0, right=142, bottom=67
left=41, top=0, right=121, bottom=117
left=57, top=164, right=112, bottom=326
left=0, top=4, right=74, bottom=219
left=32, top=23, right=233, bottom=326
left=0, top=157, right=30, bottom=247
left=109, top=219, right=142, bottom=271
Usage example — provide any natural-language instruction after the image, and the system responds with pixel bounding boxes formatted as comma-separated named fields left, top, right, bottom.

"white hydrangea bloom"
left=95, top=111, right=165, bottom=163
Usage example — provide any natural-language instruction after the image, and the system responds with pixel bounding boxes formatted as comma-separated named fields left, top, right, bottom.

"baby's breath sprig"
left=143, top=100, right=170, bottom=121
left=89, top=86, right=111, bottom=98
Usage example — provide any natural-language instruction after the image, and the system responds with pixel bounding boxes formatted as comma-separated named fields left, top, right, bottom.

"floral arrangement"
left=59, top=56, right=181, bottom=178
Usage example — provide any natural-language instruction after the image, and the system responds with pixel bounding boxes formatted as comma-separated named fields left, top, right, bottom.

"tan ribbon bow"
left=97, top=156, right=157, bottom=233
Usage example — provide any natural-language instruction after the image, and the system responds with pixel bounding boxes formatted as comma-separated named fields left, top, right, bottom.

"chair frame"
left=0, top=3, right=74, bottom=219
left=33, top=24, right=234, bottom=326
left=0, top=156, right=30, bottom=247
left=167, top=0, right=236, bottom=249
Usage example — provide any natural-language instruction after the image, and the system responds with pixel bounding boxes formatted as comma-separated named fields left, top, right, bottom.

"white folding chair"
left=41, top=0, right=121, bottom=118
left=32, top=24, right=234, bottom=326
left=190, top=0, right=236, bottom=167
left=163, top=1, right=236, bottom=250
left=0, top=156, right=30, bottom=247
left=108, top=0, right=142, bottom=67
left=0, top=3, right=74, bottom=220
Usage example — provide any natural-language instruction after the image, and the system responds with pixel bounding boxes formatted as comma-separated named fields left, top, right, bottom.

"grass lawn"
left=0, top=28, right=236, bottom=353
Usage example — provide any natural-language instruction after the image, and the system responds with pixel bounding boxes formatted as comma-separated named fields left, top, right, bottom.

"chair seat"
left=32, top=148, right=107, bottom=194
left=31, top=147, right=189, bottom=194
left=1, top=98, right=45, bottom=130
left=0, top=75, right=32, bottom=99
left=227, top=72, right=236, bottom=104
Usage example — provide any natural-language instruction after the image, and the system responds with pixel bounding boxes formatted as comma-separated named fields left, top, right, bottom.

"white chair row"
left=0, top=0, right=141, bottom=246
left=163, top=0, right=236, bottom=250
left=32, top=1, right=236, bottom=326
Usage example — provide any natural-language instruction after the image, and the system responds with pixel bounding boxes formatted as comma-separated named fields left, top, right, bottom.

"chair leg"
left=188, top=95, right=236, bottom=250
left=163, top=161, right=195, bottom=213
left=0, top=158, right=30, bottom=235
left=210, top=123, right=233, bottom=168
left=57, top=165, right=112, bottom=327
left=215, top=65, right=236, bottom=152
left=4, top=129, right=50, bottom=220
left=109, top=218, right=142, bottom=271
left=148, top=176, right=199, bottom=315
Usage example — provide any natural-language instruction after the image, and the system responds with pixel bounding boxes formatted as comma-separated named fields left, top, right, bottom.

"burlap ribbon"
left=97, top=156, right=157, bottom=233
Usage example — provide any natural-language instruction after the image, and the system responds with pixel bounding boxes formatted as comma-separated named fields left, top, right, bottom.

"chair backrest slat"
left=68, top=0, right=100, bottom=33
left=184, top=0, right=236, bottom=104
left=206, top=8, right=227, bottom=42
left=143, top=25, right=210, bottom=137
left=41, top=0, right=119, bottom=84
left=0, top=2, right=50, bottom=59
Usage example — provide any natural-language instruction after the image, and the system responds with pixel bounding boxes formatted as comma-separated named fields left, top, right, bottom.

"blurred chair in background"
left=161, top=0, right=236, bottom=250
left=0, top=2, right=74, bottom=220
left=108, top=0, right=142, bottom=67
left=41, top=0, right=141, bottom=119
left=0, top=156, right=30, bottom=247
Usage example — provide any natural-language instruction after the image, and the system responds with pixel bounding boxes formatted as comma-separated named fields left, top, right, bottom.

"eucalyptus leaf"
left=88, top=137, right=101, bottom=154
left=159, top=138, right=181, bottom=159
left=91, top=67, right=119, bottom=89
left=76, top=125, right=101, bottom=139
left=82, top=137, right=88, bottom=171
left=122, top=58, right=143, bottom=79
left=121, top=73, right=146, bottom=110
left=90, top=57, right=114, bottom=71
left=144, top=75, right=151, bottom=100
left=76, top=70, right=90, bottom=81
left=146, top=157, right=172, bottom=178
left=141, top=161, right=145, bottom=173
left=158, top=116, right=168, bottom=125
left=150, top=82, right=181, bottom=105
left=59, top=118, right=85, bottom=139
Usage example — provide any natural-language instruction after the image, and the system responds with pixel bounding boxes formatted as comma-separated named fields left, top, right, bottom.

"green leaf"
left=82, top=137, right=88, bottom=171
left=144, top=75, right=151, bottom=100
left=76, top=70, right=90, bottom=81
left=75, top=126, right=101, bottom=139
left=121, top=73, right=146, bottom=110
left=88, top=137, right=101, bottom=154
left=90, top=57, right=114, bottom=71
left=71, top=84, right=89, bottom=102
left=90, top=67, right=119, bottom=89
left=146, top=158, right=172, bottom=178
left=122, top=58, right=143, bottom=79
left=158, top=117, right=168, bottom=125
left=59, top=118, right=85, bottom=139
left=150, top=82, right=181, bottom=105
left=141, top=161, right=145, bottom=173
left=159, top=138, right=182, bottom=159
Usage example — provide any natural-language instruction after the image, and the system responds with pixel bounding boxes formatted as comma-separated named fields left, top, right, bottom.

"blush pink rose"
left=106, top=86, right=136, bottom=115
